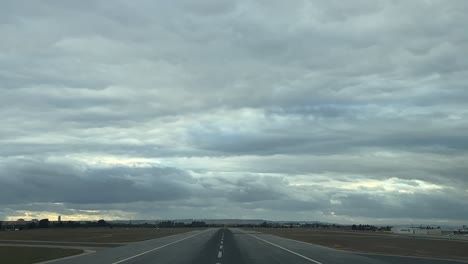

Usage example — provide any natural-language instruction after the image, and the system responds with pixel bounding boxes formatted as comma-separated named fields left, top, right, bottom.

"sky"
left=1, top=0, right=467, bottom=225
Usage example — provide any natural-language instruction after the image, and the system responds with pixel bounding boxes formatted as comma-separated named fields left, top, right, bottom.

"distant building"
left=58, top=216, right=61, bottom=222
left=1, top=220, right=29, bottom=228
left=392, top=227, right=453, bottom=236
left=413, top=228, right=428, bottom=235
left=427, top=229, right=442, bottom=235
left=391, top=227, right=413, bottom=234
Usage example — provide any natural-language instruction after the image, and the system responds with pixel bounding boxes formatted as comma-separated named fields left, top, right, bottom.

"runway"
left=50, top=228, right=467, bottom=264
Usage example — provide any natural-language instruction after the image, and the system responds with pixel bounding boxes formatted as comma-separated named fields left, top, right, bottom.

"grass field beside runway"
left=0, top=228, right=203, bottom=243
left=253, top=228, right=468, bottom=262
left=0, top=246, right=83, bottom=264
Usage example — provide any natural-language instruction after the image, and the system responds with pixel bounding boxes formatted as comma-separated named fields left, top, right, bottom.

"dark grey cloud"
left=0, top=158, right=197, bottom=205
left=1, top=0, right=468, bottom=224
left=1, top=156, right=467, bottom=223
left=223, top=176, right=286, bottom=203
left=331, top=191, right=468, bottom=220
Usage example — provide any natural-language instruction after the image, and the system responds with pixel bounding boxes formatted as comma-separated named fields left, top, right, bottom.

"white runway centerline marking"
left=240, top=229, right=324, bottom=264
left=216, top=230, right=224, bottom=261
left=111, top=229, right=211, bottom=264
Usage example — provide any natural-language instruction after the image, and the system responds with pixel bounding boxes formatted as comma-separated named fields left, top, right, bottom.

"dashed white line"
left=240, top=230, right=324, bottom=264
left=111, top=229, right=211, bottom=264
left=217, top=230, right=224, bottom=262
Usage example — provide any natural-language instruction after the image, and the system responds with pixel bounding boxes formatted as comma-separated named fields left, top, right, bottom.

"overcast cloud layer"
left=1, top=0, right=468, bottom=225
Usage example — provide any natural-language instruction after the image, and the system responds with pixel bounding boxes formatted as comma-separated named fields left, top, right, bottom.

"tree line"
left=0, top=219, right=212, bottom=230
left=0, top=219, right=110, bottom=230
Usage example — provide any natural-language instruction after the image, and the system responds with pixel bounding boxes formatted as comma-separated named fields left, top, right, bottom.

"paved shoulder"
left=231, top=228, right=466, bottom=264
left=51, top=228, right=218, bottom=264
left=230, top=228, right=383, bottom=264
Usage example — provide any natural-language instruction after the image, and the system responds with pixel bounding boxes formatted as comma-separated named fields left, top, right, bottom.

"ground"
left=253, top=228, right=468, bottom=261
left=0, top=246, right=83, bottom=264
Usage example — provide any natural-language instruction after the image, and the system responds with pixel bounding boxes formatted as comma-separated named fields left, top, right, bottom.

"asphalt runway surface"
left=50, top=228, right=467, bottom=264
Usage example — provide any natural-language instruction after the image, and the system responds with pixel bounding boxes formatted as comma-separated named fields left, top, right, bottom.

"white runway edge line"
left=111, top=229, right=212, bottom=264
left=240, top=230, right=324, bottom=264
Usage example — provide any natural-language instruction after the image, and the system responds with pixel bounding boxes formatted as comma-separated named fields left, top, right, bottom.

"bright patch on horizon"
left=68, top=154, right=161, bottom=168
